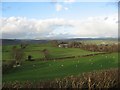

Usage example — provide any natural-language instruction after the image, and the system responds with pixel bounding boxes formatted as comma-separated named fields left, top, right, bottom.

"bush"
left=2, top=68, right=119, bottom=88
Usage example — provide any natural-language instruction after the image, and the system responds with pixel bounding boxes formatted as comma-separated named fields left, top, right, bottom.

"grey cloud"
left=104, top=17, right=108, bottom=20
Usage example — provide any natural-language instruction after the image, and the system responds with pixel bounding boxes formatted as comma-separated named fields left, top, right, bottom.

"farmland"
left=2, top=39, right=119, bottom=88
left=3, top=53, right=118, bottom=82
left=2, top=43, right=100, bottom=60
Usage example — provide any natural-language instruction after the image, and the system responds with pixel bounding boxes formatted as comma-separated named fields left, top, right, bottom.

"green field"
left=2, top=43, right=100, bottom=60
left=2, top=42, right=118, bottom=82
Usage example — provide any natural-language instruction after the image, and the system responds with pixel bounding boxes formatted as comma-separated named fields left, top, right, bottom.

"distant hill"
left=2, top=39, right=48, bottom=45
left=69, top=38, right=118, bottom=40
left=1, top=38, right=118, bottom=45
left=57, top=38, right=118, bottom=42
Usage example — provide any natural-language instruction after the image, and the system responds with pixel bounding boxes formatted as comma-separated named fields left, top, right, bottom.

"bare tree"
left=50, top=40, right=58, bottom=47
left=42, top=49, right=50, bottom=60
left=11, top=46, right=25, bottom=67
left=20, top=43, right=28, bottom=49
left=15, top=49, right=24, bottom=65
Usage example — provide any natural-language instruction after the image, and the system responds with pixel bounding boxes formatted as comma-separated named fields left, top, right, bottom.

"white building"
left=58, top=44, right=68, bottom=48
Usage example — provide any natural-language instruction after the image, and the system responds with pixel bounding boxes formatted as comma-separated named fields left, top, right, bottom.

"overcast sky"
left=1, top=0, right=118, bottom=39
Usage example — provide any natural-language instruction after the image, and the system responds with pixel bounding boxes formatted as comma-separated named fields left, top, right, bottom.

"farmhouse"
left=58, top=44, right=68, bottom=48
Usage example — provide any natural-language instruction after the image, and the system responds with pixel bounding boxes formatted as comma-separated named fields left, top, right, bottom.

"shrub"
left=2, top=68, right=119, bottom=89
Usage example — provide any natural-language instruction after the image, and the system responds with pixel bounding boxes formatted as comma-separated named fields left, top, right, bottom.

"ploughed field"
left=2, top=41, right=118, bottom=82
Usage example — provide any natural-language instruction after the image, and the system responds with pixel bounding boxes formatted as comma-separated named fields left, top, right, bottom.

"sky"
left=1, top=0, right=118, bottom=39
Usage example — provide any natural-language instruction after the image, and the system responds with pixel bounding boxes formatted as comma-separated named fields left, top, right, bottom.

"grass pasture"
left=2, top=43, right=100, bottom=60
left=3, top=52, right=118, bottom=82
left=2, top=41, right=118, bottom=85
left=3, top=68, right=118, bottom=88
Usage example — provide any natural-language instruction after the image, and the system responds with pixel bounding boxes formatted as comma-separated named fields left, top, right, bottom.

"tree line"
left=68, top=41, right=119, bottom=52
left=50, top=40, right=119, bottom=52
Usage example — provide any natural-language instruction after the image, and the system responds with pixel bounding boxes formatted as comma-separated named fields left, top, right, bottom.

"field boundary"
left=3, top=52, right=111, bottom=61
left=34, top=52, right=111, bottom=61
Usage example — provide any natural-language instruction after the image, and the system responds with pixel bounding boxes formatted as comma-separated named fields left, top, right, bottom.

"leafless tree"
left=42, top=49, right=50, bottom=60
left=11, top=46, right=25, bottom=67
left=50, top=40, right=58, bottom=47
